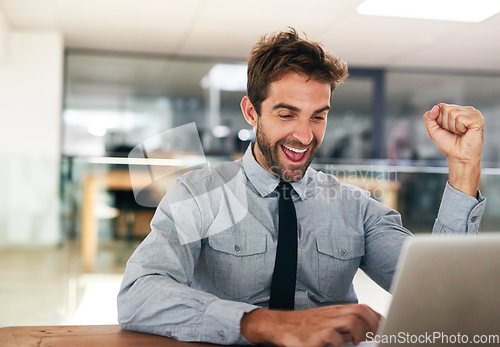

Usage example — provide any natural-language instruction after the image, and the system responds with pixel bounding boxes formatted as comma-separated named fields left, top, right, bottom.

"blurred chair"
left=106, top=145, right=155, bottom=242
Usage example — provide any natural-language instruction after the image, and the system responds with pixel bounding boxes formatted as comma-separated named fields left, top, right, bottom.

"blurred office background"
left=1, top=0, right=499, bottom=327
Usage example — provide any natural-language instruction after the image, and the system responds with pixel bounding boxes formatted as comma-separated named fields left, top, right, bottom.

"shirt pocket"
left=316, top=234, right=365, bottom=298
left=207, top=231, right=267, bottom=300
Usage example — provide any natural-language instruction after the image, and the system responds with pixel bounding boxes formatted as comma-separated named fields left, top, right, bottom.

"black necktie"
left=269, top=181, right=298, bottom=310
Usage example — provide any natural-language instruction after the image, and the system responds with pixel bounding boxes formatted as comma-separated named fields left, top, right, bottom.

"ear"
left=241, top=96, right=258, bottom=127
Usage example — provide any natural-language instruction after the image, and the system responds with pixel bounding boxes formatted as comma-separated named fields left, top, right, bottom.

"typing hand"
left=241, top=304, right=381, bottom=347
left=423, top=103, right=484, bottom=197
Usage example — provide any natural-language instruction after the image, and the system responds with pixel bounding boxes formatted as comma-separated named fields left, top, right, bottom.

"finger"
left=330, top=305, right=380, bottom=340
left=350, top=304, right=381, bottom=334
left=441, top=104, right=483, bottom=135
left=314, top=327, right=345, bottom=347
left=454, top=106, right=485, bottom=131
left=329, top=314, right=367, bottom=346
left=444, top=104, right=467, bottom=135
left=429, top=105, right=440, bottom=120
left=328, top=330, right=345, bottom=347
left=342, top=333, right=353, bottom=343
left=342, top=333, right=366, bottom=346
left=454, top=114, right=468, bottom=135
left=437, top=104, right=451, bottom=132
left=423, top=107, right=443, bottom=140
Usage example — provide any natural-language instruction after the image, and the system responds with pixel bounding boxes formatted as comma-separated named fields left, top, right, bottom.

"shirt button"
left=218, top=331, right=225, bottom=340
left=165, top=331, right=172, bottom=338
left=340, top=249, right=348, bottom=257
left=234, top=245, right=241, bottom=252
left=471, top=216, right=477, bottom=223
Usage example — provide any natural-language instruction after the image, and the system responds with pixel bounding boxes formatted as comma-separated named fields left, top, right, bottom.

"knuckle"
left=345, top=314, right=359, bottom=326
left=354, top=303, right=369, bottom=312
left=331, top=335, right=343, bottom=347
left=449, top=108, right=460, bottom=118
left=360, top=303, right=370, bottom=310
left=441, top=104, right=451, bottom=112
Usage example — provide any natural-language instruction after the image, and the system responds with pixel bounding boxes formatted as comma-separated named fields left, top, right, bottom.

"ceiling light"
left=212, top=125, right=231, bottom=138
left=238, top=129, right=255, bottom=141
left=356, top=0, right=500, bottom=22
left=88, top=126, right=107, bottom=137
left=201, top=63, right=247, bottom=91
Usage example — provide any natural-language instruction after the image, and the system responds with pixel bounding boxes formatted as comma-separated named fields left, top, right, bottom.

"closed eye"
left=312, top=115, right=327, bottom=121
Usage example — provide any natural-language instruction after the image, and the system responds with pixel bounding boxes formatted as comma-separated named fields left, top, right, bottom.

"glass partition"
left=61, top=52, right=500, bottom=268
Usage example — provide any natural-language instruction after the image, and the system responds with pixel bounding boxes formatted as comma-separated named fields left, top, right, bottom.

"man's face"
left=248, top=73, right=331, bottom=182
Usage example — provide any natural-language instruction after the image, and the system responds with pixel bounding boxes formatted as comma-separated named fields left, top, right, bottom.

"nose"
left=292, top=119, right=314, bottom=145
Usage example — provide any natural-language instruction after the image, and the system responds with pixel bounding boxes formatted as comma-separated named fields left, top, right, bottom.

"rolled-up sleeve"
left=432, top=182, right=486, bottom=235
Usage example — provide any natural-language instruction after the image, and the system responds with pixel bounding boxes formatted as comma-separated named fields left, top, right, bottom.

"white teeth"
left=284, top=145, right=307, bottom=153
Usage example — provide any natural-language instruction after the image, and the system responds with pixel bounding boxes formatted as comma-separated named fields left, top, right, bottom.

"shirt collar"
left=241, top=142, right=312, bottom=201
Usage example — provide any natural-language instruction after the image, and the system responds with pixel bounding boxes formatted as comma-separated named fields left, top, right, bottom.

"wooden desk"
left=0, top=325, right=230, bottom=347
left=81, top=170, right=150, bottom=272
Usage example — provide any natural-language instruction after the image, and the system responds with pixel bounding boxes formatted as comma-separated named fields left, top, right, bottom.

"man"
left=118, top=29, right=485, bottom=347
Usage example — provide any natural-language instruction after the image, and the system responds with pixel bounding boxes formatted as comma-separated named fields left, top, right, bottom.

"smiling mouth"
left=281, top=144, right=309, bottom=162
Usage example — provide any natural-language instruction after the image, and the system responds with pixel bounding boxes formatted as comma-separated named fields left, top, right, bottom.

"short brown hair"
left=247, top=28, right=348, bottom=114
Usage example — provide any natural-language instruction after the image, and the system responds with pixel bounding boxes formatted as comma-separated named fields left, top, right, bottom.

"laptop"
left=348, top=233, right=500, bottom=347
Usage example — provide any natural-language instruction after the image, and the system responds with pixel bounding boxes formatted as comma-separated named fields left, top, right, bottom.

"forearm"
left=118, top=264, right=257, bottom=344
left=240, top=309, right=276, bottom=344
left=118, top=273, right=213, bottom=335
left=448, top=159, right=481, bottom=198
left=118, top=217, right=258, bottom=344
left=241, top=308, right=298, bottom=345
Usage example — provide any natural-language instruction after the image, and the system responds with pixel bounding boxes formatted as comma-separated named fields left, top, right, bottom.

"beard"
left=255, top=120, right=319, bottom=182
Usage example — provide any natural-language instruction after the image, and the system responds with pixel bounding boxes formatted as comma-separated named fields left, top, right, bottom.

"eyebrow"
left=272, top=103, right=331, bottom=115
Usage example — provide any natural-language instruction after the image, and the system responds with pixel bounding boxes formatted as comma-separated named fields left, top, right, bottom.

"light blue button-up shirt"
left=118, top=143, right=485, bottom=345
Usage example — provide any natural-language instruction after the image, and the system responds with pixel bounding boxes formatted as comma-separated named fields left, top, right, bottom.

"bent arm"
left=117, top=182, right=257, bottom=345
left=363, top=104, right=486, bottom=290
left=361, top=183, right=485, bottom=291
